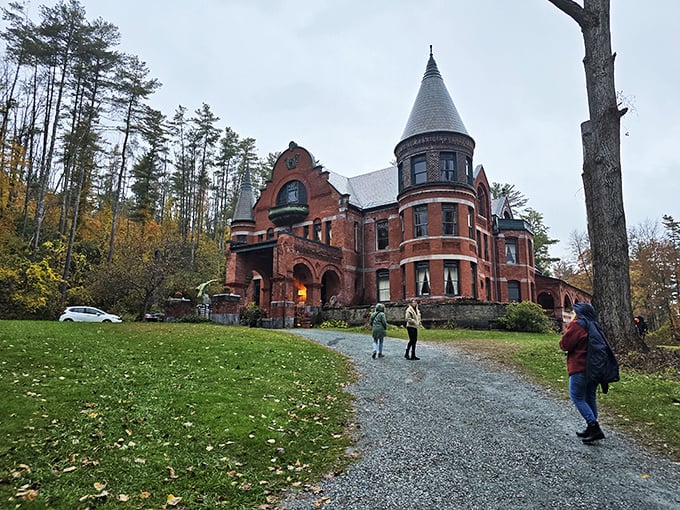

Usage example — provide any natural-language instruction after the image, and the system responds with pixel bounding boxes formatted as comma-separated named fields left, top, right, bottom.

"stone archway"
left=293, top=263, right=313, bottom=306
left=321, top=270, right=341, bottom=305
left=537, top=292, right=555, bottom=311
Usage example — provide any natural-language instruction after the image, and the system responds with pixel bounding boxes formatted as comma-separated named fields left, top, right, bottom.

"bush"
left=239, top=302, right=263, bottom=327
left=319, top=319, right=349, bottom=329
left=499, top=301, right=554, bottom=333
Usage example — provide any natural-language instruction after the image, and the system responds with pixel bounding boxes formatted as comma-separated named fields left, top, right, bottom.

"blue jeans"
left=372, top=336, right=384, bottom=354
left=569, top=372, right=599, bottom=424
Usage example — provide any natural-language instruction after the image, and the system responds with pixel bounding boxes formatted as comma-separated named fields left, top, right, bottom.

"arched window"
left=477, top=186, right=488, bottom=217
left=276, top=180, right=307, bottom=205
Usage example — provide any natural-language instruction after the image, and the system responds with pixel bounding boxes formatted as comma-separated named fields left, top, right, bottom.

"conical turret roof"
left=232, top=164, right=256, bottom=222
left=400, top=48, right=469, bottom=142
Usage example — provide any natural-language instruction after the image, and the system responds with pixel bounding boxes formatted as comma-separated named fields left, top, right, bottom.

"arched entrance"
left=293, top=264, right=313, bottom=306
left=537, top=292, right=555, bottom=311
left=321, top=270, right=341, bottom=305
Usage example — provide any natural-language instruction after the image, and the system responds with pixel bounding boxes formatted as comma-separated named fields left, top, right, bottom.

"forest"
left=0, top=1, right=277, bottom=320
left=0, top=1, right=677, bottom=343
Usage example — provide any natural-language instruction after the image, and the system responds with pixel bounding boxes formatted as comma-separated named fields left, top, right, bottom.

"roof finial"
left=429, top=44, right=433, bottom=57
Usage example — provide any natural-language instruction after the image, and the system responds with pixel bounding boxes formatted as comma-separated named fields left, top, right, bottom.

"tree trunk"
left=549, top=0, right=646, bottom=351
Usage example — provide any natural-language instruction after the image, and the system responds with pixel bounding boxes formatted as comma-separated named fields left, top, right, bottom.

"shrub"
left=239, top=302, right=263, bottom=327
left=319, top=319, right=349, bottom=329
left=499, top=301, right=553, bottom=333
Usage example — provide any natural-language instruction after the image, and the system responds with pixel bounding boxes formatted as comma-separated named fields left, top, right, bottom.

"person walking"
left=404, top=299, right=422, bottom=360
left=369, top=303, right=388, bottom=359
left=559, top=301, right=612, bottom=444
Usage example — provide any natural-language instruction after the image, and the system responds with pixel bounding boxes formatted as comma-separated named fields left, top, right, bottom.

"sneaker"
left=378, top=353, right=385, bottom=358
left=372, top=351, right=376, bottom=359
left=411, top=356, right=420, bottom=360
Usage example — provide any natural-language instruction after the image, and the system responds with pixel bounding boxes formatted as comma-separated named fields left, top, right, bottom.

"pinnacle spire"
left=232, top=163, right=256, bottom=223
left=400, top=48, right=470, bottom=142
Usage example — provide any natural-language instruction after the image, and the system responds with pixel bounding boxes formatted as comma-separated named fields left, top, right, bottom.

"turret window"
left=506, top=237, right=518, bottom=264
left=440, top=152, right=457, bottom=181
left=416, top=262, right=431, bottom=296
left=414, top=205, right=428, bottom=237
left=442, top=203, right=457, bottom=235
left=466, top=157, right=474, bottom=185
left=444, top=261, right=459, bottom=296
left=412, top=155, right=427, bottom=185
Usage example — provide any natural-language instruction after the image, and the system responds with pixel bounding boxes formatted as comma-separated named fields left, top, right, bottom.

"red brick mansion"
left=224, top=49, right=589, bottom=328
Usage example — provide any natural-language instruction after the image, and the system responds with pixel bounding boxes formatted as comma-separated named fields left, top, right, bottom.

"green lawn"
left=0, top=321, right=354, bottom=509
left=1, top=322, right=679, bottom=509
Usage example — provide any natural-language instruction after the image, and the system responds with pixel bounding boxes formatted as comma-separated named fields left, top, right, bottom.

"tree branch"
left=547, top=0, right=588, bottom=28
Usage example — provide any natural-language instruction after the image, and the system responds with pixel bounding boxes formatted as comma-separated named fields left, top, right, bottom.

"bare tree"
left=548, top=0, right=645, bottom=351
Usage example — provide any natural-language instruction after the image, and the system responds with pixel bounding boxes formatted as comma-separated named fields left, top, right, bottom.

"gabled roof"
left=400, top=48, right=470, bottom=142
left=327, top=166, right=398, bottom=209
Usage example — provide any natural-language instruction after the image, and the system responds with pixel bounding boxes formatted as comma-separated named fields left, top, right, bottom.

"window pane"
left=412, top=155, right=427, bottom=185
left=377, top=270, right=390, bottom=302
left=508, top=281, right=520, bottom=302
left=506, top=238, right=517, bottom=264
left=377, top=220, right=389, bottom=250
left=414, top=206, right=428, bottom=237
left=416, top=263, right=430, bottom=296
left=442, top=204, right=457, bottom=235
left=440, top=152, right=456, bottom=181
left=444, top=261, right=459, bottom=295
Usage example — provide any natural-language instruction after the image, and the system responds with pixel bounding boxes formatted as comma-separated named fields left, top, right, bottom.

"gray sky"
left=32, top=1, right=680, bottom=261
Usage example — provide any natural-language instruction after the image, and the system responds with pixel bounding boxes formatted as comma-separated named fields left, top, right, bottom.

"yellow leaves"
left=94, top=482, right=106, bottom=491
left=117, top=493, right=130, bottom=502
left=166, top=494, right=183, bottom=506
left=140, top=491, right=151, bottom=499
left=640, top=473, right=651, bottom=479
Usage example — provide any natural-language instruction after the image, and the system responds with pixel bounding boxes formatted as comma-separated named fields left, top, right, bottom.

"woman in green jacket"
left=370, top=303, right=388, bottom=359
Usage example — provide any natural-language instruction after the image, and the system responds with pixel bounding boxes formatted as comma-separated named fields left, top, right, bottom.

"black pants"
left=406, top=327, right=418, bottom=356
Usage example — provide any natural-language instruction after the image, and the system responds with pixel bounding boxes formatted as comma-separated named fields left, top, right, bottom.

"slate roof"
left=232, top=165, right=256, bottom=222
left=327, top=166, right=398, bottom=209
left=400, top=49, right=470, bottom=142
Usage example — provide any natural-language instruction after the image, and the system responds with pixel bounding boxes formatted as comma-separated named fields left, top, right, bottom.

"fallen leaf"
left=640, top=473, right=650, bottom=479
left=167, top=494, right=182, bottom=506
left=94, top=482, right=106, bottom=491
left=118, top=494, right=130, bottom=502
left=167, top=466, right=178, bottom=479
left=140, top=491, right=151, bottom=499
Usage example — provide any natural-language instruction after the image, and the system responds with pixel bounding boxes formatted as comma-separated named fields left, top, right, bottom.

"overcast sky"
left=25, top=0, right=680, bottom=261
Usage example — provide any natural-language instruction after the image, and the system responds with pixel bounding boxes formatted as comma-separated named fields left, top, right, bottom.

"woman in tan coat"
left=404, top=300, right=422, bottom=360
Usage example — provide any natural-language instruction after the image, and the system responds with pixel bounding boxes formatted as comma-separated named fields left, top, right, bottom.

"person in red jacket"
left=559, top=302, right=606, bottom=444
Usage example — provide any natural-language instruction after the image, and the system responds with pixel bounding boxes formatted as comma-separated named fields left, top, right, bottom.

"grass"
left=0, top=321, right=355, bottom=509
left=2, top=322, right=679, bottom=509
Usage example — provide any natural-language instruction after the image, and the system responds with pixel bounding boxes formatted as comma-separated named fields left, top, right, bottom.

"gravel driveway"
left=281, top=329, right=680, bottom=510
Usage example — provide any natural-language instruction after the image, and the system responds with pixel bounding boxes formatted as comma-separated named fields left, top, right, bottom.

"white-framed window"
left=414, top=205, right=428, bottom=237
left=506, top=238, right=518, bottom=264
left=377, top=269, right=390, bottom=302
left=416, top=262, right=431, bottom=296
left=444, top=261, right=459, bottom=296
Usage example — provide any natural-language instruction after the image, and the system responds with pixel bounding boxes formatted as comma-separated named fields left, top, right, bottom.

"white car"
left=59, top=306, right=123, bottom=323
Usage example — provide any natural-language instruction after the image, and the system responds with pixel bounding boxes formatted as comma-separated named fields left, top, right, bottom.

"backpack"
left=580, top=318, right=620, bottom=392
